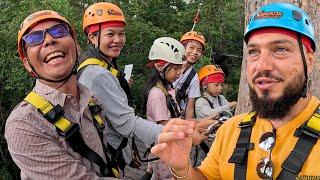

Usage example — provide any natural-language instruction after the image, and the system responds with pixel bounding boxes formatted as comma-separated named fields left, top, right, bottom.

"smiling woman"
left=17, top=10, right=78, bottom=85
left=77, top=2, right=164, bottom=174
left=22, top=21, right=77, bottom=84
left=5, top=9, right=120, bottom=179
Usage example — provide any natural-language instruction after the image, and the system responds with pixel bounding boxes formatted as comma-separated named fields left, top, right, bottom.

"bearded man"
left=150, top=3, right=320, bottom=179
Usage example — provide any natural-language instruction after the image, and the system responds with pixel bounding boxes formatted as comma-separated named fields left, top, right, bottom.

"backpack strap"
left=277, top=107, right=320, bottom=179
left=176, top=68, right=196, bottom=104
left=155, top=83, right=181, bottom=118
left=24, top=91, right=118, bottom=177
left=78, top=58, right=119, bottom=77
left=228, top=112, right=256, bottom=180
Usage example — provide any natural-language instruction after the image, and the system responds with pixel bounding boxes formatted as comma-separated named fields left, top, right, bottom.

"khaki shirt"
left=5, top=80, right=113, bottom=180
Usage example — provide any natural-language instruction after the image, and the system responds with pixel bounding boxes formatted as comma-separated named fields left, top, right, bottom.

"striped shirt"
left=5, top=80, right=114, bottom=180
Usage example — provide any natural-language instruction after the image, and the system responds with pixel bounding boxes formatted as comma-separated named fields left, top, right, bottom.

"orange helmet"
left=198, top=65, right=224, bottom=83
left=180, top=31, right=205, bottom=47
left=83, top=2, right=126, bottom=33
left=17, top=10, right=75, bottom=60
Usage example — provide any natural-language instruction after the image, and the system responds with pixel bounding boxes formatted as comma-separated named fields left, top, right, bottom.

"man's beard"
left=249, top=71, right=305, bottom=120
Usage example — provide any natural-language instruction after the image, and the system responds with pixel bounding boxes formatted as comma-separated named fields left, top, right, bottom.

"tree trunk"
left=236, top=0, right=320, bottom=114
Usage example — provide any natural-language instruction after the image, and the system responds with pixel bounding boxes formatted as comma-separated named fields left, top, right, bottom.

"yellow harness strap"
left=241, top=111, right=256, bottom=124
left=24, top=91, right=72, bottom=133
left=77, top=58, right=119, bottom=77
left=88, top=98, right=105, bottom=128
left=155, top=82, right=169, bottom=96
left=306, top=108, right=320, bottom=132
left=241, top=110, right=320, bottom=132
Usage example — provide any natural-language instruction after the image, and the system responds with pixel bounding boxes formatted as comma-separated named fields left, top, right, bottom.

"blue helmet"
left=244, top=3, right=316, bottom=51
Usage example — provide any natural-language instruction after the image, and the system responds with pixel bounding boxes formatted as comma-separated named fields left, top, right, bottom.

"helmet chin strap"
left=159, top=64, right=171, bottom=85
left=297, top=34, right=308, bottom=98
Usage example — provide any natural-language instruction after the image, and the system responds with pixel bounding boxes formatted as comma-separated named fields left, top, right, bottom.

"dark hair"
left=142, top=66, right=171, bottom=114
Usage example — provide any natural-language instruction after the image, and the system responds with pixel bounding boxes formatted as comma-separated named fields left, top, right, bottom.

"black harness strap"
left=176, top=68, right=196, bottom=104
left=277, top=108, right=320, bottom=179
left=229, top=107, right=320, bottom=179
left=132, top=138, right=160, bottom=162
left=24, top=92, right=117, bottom=177
left=166, top=94, right=181, bottom=118
left=155, top=83, right=181, bottom=118
left=200, top=96, right=214, bottom=109
left=199, top=142, right=210, bottom=153
left=88, top=101, right=121, bottom=177
left=65, top=125, right=112, bottom=176
left=107, top=141, right=127, bottom=172
left=228, top=112, right=256, bottom=180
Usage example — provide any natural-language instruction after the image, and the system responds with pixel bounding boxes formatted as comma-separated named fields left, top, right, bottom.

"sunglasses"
left=22, top=23, right=70, bottom=47
left=256, top=131, right=276, bottom=179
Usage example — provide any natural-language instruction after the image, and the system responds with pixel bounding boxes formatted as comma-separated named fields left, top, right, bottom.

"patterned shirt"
left=5, top=80, right=114, bottom=180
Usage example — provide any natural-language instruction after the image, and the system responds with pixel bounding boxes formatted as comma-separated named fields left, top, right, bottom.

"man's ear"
left=22, top=58, right=32, bottom=73
left=88, top=33, right=98, bottom=47
left=202, top=84, right=208, bottom=90
left=306, top=52, right=315, bottom=74
left=22, top=58, right=36, bottom=77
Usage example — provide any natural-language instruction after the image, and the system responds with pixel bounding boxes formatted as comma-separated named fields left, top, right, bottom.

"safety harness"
left=176, top=68, right=196, bottom=106
left=139, top=83, right=181, bottom=164
left=78, top=58, right=120, bottom=77
left=78, top=58, right=137, bottom=170
left=155, top=82, right=181, bottom=118
left=228, top=107, right=320, bottom=179
left=24, top=91, right=119, bottom=177
left=193, top=96, right=222, bottom=166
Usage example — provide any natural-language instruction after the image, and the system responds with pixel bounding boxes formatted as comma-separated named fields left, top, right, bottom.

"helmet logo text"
left=107, top=9, right=123, bottom=16
left=254, top=11, right=283, bottom=20
left=96, top=9, right=103, bottom=16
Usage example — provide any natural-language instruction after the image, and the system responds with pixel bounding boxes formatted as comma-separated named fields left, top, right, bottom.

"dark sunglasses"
left=22, top=23, right=70, bottom=47
left=256, top=131, right=276, bottom=179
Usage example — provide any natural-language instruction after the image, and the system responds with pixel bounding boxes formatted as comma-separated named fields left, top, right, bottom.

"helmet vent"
left=160, top=42, right=179, bottom=53
left=292, top=10, right=302, bottom=21
left=305, top=19, right=309, bottom=25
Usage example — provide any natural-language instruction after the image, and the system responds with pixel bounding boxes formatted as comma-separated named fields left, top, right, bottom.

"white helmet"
left=148, top=37, right=186, bottom=65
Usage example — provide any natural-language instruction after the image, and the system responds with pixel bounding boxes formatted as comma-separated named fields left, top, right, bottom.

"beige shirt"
left=5, top=80, right=114, bottom=180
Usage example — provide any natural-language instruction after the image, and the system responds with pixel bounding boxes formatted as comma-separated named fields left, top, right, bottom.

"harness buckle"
left=295, top=112, right=320, bottom=139
left=228, top=142, right=254, bottom=164
left=89, top=103, right=102, bottom=115
left=93, top=119, right=105, bottom=133
left=43, top=104, right=64, bottom=123
left=238, top=121, right=254, bottom=128
left=57, top=123, right=79, bottom=138
left=300, top=125, right=320, bottom=139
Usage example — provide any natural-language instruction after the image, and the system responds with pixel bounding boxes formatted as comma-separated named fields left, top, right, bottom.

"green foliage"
left=0, top=0, right=244, bottom=177
left=0, top=166, right=12, bottom=180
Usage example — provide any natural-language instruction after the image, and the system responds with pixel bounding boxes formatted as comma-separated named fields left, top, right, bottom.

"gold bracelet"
left=169, top=162, right=190, bottom=179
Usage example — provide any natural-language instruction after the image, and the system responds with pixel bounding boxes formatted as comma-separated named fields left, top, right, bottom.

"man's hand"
left=151, top=119, right=195, bottom=170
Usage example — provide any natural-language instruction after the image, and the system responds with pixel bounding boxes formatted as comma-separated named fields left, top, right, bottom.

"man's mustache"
left=252, top=71, right=284, bottom=83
